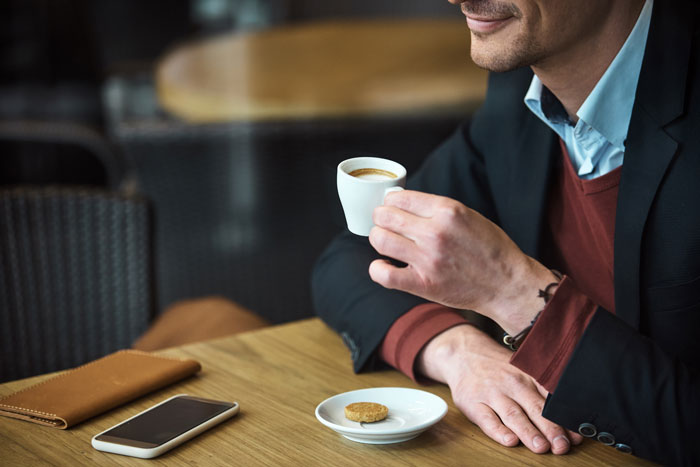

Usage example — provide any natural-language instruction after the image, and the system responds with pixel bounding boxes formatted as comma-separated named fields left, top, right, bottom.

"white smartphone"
left=92, top=394, right=239, bottom=459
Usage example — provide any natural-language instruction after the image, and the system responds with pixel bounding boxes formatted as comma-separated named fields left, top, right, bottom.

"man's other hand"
left=417, top=324, right=583, bottom=454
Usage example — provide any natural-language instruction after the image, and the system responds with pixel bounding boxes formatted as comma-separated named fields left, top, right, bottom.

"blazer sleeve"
left=542, top=309, right=700, bottom=465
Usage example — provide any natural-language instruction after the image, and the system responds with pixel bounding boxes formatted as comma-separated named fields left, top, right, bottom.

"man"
left=312, top=0, right=700, bottom=465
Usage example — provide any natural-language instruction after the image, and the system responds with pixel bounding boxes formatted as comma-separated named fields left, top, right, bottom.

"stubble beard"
left=461, top=0, right=545, bottom=72
left=469, top=30, right=546, bottom=73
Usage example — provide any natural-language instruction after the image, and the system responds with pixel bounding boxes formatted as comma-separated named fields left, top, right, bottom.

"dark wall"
left=0, top=0, right=100, bottom=85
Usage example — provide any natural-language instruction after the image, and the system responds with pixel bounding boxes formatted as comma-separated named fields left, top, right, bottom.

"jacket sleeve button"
left=597, top=432, right=615, bottom=445
left=578, top=423, right=597, bottom=437
left=614, top=443, right=633, bottom=454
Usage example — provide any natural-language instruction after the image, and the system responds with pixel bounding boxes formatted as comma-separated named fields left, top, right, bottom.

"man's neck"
left=531, top=1, right=646, bottom=123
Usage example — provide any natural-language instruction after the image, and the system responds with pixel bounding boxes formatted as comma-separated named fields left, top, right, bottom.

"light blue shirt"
left=524, top=0, right=653, bottom=179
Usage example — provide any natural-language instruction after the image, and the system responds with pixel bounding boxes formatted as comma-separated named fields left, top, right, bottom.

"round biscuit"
left=344, top=402, right=388, bottom=423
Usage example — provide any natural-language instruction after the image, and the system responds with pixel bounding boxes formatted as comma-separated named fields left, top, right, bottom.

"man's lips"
left=464, top=14, right=514, bottom=34
left=460, top=3, right=515, bottom=34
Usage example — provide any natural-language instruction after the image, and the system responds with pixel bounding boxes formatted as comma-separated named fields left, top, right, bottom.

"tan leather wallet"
left=0, top=350, right=201, bottom=429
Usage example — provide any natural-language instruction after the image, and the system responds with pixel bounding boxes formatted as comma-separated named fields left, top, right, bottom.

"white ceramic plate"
left=315, top=387, right=448, bottom=444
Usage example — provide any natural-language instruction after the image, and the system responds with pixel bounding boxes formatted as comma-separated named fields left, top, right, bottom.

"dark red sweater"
left=380, top=141, right=621, bottom=392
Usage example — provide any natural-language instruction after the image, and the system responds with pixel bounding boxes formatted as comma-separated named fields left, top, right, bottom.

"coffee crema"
left=348, top=168, right=398, bottom=180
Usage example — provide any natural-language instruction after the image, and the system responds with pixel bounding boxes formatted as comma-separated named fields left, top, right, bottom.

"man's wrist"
left=380, top=304, right=468, bottom=382
left=415, top=323, right=476, bottom=384
left=485, top=257, right=561, bottom=336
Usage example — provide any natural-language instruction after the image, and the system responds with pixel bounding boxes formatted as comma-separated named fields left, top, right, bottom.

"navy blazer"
left=312, top=1, right=700, bottom=464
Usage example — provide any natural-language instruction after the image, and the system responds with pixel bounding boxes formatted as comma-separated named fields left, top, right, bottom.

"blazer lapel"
left=614, top=0, right=692, bottom=328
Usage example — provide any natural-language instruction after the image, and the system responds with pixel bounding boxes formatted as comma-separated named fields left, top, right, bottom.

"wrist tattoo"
left=503, top=270, right=563, bottom=351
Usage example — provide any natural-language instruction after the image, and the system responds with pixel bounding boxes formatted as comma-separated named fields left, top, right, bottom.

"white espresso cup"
left=337, top=156, right=406, bottom=236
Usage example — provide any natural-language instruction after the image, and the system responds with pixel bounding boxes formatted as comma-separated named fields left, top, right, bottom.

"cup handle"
left=383, top=186, right=404, bottom=203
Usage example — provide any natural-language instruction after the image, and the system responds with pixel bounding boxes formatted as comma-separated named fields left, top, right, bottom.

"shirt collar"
left=524, top=0, right=653, bottom=150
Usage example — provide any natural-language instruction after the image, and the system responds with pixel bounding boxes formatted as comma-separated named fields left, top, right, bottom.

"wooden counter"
left=0, top=319, right=651, bottom=466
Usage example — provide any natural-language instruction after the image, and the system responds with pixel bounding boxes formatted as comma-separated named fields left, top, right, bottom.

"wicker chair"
left=0, top=121, right=153, bottom=382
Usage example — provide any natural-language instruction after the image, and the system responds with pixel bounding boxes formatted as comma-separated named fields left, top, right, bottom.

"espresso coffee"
left=348, top=168, right=398, bottom=181
left=338, top=156, right=406, bottom=235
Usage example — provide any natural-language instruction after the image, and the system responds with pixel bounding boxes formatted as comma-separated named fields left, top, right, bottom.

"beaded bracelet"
left=503, top=270, right=563, bottom=351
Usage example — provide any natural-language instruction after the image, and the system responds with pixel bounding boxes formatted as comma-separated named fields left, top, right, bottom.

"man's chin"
left=470, top=49, right=517, bottom=73
left=469, top=39, right=532, bottom=73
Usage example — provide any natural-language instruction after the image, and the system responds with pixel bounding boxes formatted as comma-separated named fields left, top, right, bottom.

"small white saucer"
left=315, top=387, right=448, bottom=444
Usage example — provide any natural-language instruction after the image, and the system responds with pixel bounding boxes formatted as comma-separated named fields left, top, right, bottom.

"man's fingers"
left=527, top=413, right=572, bottom=455
left=372, top=206, right=428, bottom=242
left=492, top=396, right=550, bottom=454
left=368, top=259, right=422, bottom=293
left=463, top=403, right=519, bottom=448
left=383, top=190, right=445, bottom=218
left=368, top=223, right=423, bottom=264
left=527, top=382, right=577, bottom=454
left=568, top=429, right=584, bottom=445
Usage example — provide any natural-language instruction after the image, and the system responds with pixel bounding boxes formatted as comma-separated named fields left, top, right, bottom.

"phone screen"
left=95, top=396, right=234, bottom=448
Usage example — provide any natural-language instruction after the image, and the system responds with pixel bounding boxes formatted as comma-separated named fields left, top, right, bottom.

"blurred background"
left=0, top=0, right=487, bottom=380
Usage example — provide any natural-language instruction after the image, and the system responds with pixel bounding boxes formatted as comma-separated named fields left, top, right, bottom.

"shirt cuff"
left=510, top=275, right=598, bottom=393
left=379, top=303, right=468, bottom=382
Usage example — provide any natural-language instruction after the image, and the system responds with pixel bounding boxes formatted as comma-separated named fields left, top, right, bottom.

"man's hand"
left=369, top=190, right=557, bottom=335
left=417, top=324, right=583, bottom=454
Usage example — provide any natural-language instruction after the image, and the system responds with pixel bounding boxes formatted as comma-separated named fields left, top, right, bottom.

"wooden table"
left=0, top=318, right=650, bottom=466
left=156, top=19, right=488, bottom=122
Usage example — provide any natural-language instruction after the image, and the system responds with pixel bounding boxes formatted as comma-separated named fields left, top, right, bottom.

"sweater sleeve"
left=509, top=275, right=598, bottom=392
left=379, top=303, right=468, bottom=381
